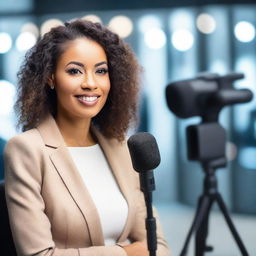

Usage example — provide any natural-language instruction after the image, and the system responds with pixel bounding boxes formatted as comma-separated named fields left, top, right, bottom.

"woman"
left=4, top=19, right=170, bottom=256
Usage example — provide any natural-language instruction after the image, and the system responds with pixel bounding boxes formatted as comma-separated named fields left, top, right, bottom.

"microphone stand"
left=139, top=171, right=157, bottom=256
left=127, top=132, right=160, bottom=256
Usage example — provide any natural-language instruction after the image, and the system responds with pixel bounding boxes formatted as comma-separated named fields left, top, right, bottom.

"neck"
left=55, top=114, right=96, bottom=147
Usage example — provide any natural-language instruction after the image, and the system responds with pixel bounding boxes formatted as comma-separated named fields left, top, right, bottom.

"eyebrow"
left=95, top=61, right=108, bottom=67
left=66, top=61, right=108, bottom=68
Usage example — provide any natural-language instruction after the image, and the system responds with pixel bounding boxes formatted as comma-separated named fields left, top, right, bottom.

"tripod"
left=180, top=123, right=249, bottom=256
left=165, top=72, right=253, bottom=255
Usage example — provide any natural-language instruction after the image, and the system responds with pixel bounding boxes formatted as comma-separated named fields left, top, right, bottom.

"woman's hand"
left=122, top=241, right=149, bottom=256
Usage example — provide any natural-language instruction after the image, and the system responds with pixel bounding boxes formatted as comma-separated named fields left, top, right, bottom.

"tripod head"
left=165, top=72, right=253, bottom=169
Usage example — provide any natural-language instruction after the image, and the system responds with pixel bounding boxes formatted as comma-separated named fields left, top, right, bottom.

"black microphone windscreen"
left=127, top=132, right=161, bottom=172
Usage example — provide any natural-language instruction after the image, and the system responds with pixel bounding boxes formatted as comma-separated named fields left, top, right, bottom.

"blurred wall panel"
left=138, top=12, right=176, bottom=202
left=231, top=6, right=256, bottom=214
left=167, top=8, right=201, bottom=206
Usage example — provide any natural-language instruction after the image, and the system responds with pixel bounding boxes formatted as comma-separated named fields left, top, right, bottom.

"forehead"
left=58, top=37, right=107, bottom=64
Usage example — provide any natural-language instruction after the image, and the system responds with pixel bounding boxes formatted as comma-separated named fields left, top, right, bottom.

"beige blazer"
left=4, top=114, right=170, bottom=256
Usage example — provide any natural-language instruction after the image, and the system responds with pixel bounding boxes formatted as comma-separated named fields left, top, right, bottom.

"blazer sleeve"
left=124, top=171, right=171, bottom=256
left=4, top=135, right=127, bottom=256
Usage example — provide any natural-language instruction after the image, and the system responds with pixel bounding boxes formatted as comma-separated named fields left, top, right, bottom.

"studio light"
left=239, top=147, right=256, bottom=169
left=16, top=32, right=37, bottom=52
left=171, top=29, right=194, bottom=51
left=144, top=28, right=166, bottom=49
left=0, top=32, right=12, bottom=54
left=40, top=19, right=63, bottom=37
left=234, top=21, right=255, bottom=43
left=108, top=15, right=133, bottom=38
left=82, top=15, right=102, bottom=24
left=0, top=80, right=16, bottom=115
left=226, top=141, right=238, bottom=161
left=196, top=13, right=216, bottom=34
left=21, top=22, right=39, bottom=38
left=138, top=15, right=161, bottom=33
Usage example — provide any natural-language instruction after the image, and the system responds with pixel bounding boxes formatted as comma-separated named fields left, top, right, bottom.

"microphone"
left=127, top=132, right=160, bottom=170
left=127, top=132, right=160, bottom=193
left=127, top=132, right=160, bottom=256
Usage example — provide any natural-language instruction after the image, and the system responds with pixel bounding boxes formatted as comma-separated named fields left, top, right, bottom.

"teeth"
left=78, top=96, right=98, bottom=102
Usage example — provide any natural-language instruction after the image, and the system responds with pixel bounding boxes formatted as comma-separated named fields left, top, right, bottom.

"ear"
left=47, top=74, right=55, bottom=87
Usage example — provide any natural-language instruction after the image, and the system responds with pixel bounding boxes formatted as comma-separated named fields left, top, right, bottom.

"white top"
left=67, top=144, right=128, bottom=246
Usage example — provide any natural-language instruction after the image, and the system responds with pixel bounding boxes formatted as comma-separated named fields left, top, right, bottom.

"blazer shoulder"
left=4, top=128, right=43, bottom=155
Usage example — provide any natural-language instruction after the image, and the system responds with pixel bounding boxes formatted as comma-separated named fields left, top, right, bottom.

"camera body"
left=166, top=73, right=253, bottom=122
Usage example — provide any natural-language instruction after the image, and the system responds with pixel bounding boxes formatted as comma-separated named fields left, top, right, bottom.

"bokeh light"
left=234, top=21, right=255, bottom=42
left=16, top=32, right=37, bottom=51
left=144, top=28, right=166, bottom=49
left=171, top=29, right=194, bottom=51
left=40, top=19, right=63, bottom=37
left=139, top=15, right=161, bottom=33
left=239, top=147, right=256, bottom=169
left=196, top=13, right=216, bottom=34
left=0, top=32, right=12, bottom=54
left=82, top=14, right=102, bottom=23
left=21, top=22, right=39, bottom=38
left=108, top=15, right=133, bottom=38
left=226, top=141, right=238, bottom=161
left=0, top=80, right=16, bottom=115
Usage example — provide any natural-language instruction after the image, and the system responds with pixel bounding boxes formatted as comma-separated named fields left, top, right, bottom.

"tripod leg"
left=216, top=193, right=249, bottom=256
left=180, top=195, right=210, bottom=256
left=195, top=198, right=214, bottom=256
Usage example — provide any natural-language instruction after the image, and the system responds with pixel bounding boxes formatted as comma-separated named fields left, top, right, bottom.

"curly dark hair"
left=15, top=19, right=141, bottom=141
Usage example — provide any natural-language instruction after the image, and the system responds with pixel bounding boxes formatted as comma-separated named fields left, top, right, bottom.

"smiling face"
left=49, top=37, right=110, bottom=123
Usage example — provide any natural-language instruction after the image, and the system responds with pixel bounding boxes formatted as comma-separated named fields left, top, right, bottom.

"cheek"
left=104, top=85, right=111, bottom=100
left=56, top=77, right=80, bottom=96
left=104, top=78, right=111, bottom=95
left=106, top=82, right=111, bottom=94
left=57, top=86, right=72, bottom=99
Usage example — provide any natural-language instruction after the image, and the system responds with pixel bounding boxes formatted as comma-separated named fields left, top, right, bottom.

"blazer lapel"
left=36, top=115, right=104, bottom=246
left=93, top=129, right=136, bottom=242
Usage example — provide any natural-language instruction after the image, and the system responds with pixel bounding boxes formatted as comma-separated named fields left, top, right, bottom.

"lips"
left=75, top=94, right=100, bottom=106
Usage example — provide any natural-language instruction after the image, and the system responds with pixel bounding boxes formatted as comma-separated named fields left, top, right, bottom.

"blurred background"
left=0, top=0, right=255, bottom=255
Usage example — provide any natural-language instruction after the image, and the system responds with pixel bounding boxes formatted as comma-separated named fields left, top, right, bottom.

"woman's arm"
left=122, top=241, right=149, bottom=256
left=4, top=135, right=127, bottom=256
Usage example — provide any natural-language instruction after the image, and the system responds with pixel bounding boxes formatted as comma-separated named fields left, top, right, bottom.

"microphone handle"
left=139, top=170, right=155, bottom=193
left=139, top=171, right=157, bottom=256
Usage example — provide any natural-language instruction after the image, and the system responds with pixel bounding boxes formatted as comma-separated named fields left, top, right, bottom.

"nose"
left=81, top=72, right=97, bottom=90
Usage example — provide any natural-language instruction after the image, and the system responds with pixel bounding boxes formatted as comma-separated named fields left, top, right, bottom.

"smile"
left=76, top=95, right=100, bottom=106
left=79, top=96, right=98, bottom=102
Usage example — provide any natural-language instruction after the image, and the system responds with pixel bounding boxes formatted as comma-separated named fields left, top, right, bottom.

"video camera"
left=165, top=73, right=253, bottom=122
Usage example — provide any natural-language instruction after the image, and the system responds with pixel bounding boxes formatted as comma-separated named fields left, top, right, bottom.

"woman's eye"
left=66, top=68, right=82, bottom=75
left=96, top=68, right=108, bottom=74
